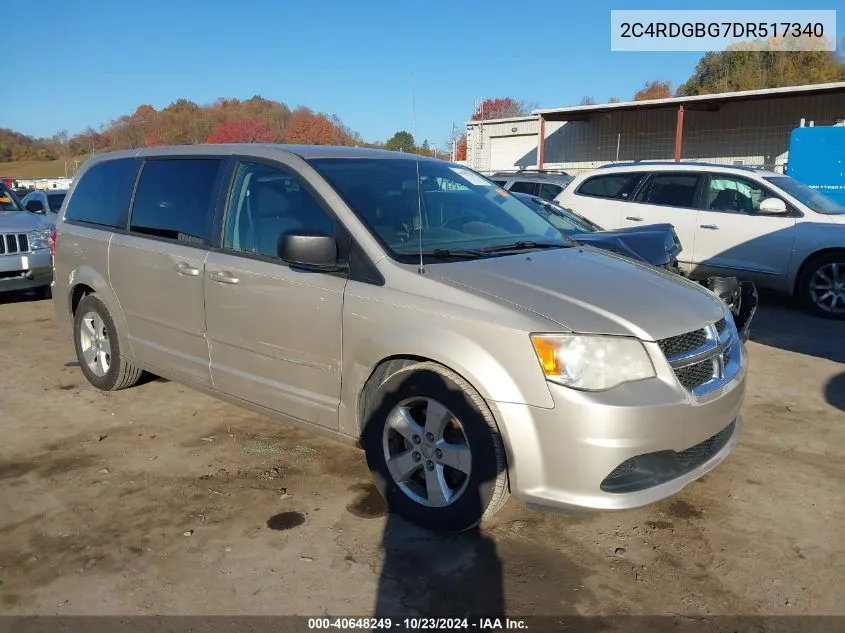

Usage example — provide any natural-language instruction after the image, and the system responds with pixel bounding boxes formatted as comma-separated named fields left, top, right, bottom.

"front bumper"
left=0, top=249, right=52, bottom=292
left=489, top=343, right=746, bottom=512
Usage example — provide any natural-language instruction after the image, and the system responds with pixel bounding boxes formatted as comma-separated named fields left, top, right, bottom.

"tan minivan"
left=53, top=145, right=747, bottom=532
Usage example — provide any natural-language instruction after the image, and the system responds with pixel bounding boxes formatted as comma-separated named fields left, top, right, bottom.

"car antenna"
left=412, top=74, right=425, bottom=275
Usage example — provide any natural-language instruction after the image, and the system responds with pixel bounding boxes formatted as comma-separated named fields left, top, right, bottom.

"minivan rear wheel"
left=362, top=362, right=509, bottom=532
left=73, top=294, right=143, bottom=391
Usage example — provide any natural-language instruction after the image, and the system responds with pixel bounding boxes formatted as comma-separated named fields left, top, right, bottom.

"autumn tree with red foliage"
left=452, top=97, right=528, bottom=161
left=285, top=107, right=352, bottom=145
left=206, top=120, right=277, bottom=144
left=471, top=97, right=528, bottom=121
left=633, top=81, right=673, bottom=101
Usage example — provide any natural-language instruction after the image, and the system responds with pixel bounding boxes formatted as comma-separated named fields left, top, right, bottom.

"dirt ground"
left=0, top=290, right=843, bottom=619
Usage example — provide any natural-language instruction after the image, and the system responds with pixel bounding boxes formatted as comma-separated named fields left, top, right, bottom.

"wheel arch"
left=793, top=247, right=845, bottom=296
left=65, top=269, right=135, bottom=361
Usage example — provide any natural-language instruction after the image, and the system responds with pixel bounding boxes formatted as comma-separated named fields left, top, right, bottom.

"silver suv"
left=0, top=183, right=54, bottom=298
left=53, top=145, right=747, bottom=532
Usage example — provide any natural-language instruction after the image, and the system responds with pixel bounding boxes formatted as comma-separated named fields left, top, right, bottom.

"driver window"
left=223, top=162, right=334, bottom=259
left=706, top=176, right=771, bottom=215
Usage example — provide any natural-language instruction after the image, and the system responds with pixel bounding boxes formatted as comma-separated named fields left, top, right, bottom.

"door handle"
left=208, top=271, right=239, bottom=285
left=626, top=216, right=643, bottom=222
left=700, top=224, right=719, bottom=230
left=174, top=262, right=199, bottom=276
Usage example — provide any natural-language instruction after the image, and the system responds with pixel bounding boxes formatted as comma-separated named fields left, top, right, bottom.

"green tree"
left=385, top=130, right=415, bottom=153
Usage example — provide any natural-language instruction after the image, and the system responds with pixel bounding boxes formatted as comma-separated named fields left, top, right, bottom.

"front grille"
left=657, top=329, right=707, bottom=358
left=0, top=233, right=31, bottom=255
left=657, top=316, right=739, bottom=396
left=601, top=420, right=736, bottom=493
left=675, top=360, right=716, bottom=390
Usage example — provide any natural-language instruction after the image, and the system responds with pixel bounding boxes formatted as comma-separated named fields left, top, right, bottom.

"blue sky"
left=5, top=0, right=843, bottom=148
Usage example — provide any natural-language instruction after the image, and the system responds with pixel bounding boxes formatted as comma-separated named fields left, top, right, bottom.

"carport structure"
left=466, top=82, right=845, bottom=174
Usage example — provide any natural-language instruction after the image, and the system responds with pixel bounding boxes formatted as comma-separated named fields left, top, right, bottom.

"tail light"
left=50, top=228, right=57, bottom=266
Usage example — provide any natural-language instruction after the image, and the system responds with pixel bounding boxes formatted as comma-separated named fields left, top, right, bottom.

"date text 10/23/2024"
left=307, top=618, right=528, bottom=630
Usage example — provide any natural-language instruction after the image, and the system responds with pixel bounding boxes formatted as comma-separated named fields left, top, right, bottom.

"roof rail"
left=595, top=160, right=766, bottom=172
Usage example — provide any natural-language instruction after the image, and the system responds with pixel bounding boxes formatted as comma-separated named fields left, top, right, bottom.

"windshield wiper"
left=481, top=240, right=571, bottom=253
left=426, top=248, right=490, bottom=259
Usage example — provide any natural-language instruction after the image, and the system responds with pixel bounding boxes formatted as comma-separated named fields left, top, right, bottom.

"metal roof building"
left=465, top=82, right=845, bottom=174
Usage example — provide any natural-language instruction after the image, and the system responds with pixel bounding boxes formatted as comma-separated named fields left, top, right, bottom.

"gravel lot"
left=0, top=290, right=843, bottom=618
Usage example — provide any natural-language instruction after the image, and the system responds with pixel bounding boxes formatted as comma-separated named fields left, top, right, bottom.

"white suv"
left=556, top=162, right=845, bottom=318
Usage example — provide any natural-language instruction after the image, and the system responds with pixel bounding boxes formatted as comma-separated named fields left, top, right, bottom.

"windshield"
left=764, top=176, right=845, bottom=215
left=0, top=185, right=22, bottom=211
left=515, top=194, right=601, bottom=235
left=308, top=158, right=569, bottom=261
left=47, top=192, right=66, bottom=212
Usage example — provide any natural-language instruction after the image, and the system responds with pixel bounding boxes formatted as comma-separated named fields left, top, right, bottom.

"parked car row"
left=495, top=162, right=845, bottom=319
left=50, top=145, right=748, bottom=533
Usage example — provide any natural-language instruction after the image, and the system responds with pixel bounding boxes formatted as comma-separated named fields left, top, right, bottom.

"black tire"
left=33, top=285, right=52, bottom=300
left=73, top=294, right=144, bottom=391
left=362, top=361, right=509, bottom=532
left=797, top=252, right=845, bottom=319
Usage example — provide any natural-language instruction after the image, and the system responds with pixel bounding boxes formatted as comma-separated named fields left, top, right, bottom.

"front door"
left=692, top=173, right=797, bottom=283
left=109, top=157, right=223, bottom=387
left=204, top=160, right=346, bottom=429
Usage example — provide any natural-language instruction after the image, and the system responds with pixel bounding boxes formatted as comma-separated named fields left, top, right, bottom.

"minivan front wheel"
left=363, top=362, right=509, bottom=532
left=799, top=253, right=845, bottom=319
left=73, top=294, right=143, bottom=391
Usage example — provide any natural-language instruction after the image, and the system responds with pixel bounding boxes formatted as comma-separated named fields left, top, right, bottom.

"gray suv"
left=53, top=145, right=747, bottom=532
left=0, top=183, right=54, bottom=298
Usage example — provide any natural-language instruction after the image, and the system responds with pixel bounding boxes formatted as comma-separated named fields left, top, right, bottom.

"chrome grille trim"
left=658, top=316, right=741, bottom=396
left=0, top=233, right=32, bottom=256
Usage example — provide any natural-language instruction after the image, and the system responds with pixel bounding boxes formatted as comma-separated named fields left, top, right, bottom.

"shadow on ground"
left=824, top=372, right=845, bottom=412
left=749, top=290, right=845, bottom=364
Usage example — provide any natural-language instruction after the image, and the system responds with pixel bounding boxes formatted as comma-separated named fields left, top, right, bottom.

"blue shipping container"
left=786, top=126, right=845, bottom=206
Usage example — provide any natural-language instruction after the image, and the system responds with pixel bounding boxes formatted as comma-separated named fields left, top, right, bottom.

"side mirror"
left=278, top=231, right=343, bottom=271
left=25, top=200, right=45, bottom=213
left=758, top=197, right=788, bottom=215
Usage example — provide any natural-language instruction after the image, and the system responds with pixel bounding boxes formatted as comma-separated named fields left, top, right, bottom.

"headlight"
left=530, top=333, right=655, bottom=391
left=28, top=228, right=53, bottom=250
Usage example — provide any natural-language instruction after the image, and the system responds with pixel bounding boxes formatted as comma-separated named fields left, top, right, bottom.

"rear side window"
left=509, top=181, right=538, bottom=195
left=491, top=179, right=507, bottom=187
left=130, top=159, right=221, bottom=245
left=64, top=158, right=140, bottom=228
left=47, top=193, right=66, bottom=212
left=634, top=173, right=700, bottom=208
left=538, top=183, right=563, bottom=200
left=576, top=173, right=643, bottom=200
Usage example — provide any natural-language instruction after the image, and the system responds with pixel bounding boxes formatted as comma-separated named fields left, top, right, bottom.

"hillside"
left=0, top=155, right=91, bottom=179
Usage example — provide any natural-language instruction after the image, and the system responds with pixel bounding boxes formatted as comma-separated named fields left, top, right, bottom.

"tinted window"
left=576, top=173, right=642, bottom=199
left=538, top=183, right=563, bottom=200
left=509, top=181, right=538, bottom=195
left=130, top=159, right=221, bottom=245
left=491, top=180, right=507, bottom=186
left=64, top=158, right=140, bottom=227
left=223, top=162, right=335, bottom=259
left=635, top=173, right=700, bottom=208
left=47, top=192, right=66, bottom=212
left=705, top=176, right=771, bottom=214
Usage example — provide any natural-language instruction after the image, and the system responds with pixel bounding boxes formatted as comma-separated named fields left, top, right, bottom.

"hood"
left=571, top=222, right=680, bottom=266
left=0, top=211, right=51, bottom=232
left=429, top=247, right=725, bottom=341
